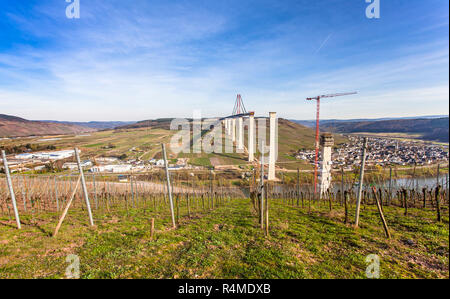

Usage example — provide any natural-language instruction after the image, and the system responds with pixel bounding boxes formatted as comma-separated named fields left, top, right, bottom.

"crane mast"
left=306, top=92, right=357, bottom=195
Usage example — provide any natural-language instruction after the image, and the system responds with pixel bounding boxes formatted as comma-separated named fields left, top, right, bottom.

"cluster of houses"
left=86, top=157, right=190, bottom=173
left=295, top=135, right=449, bottom=169
left=1, top=146, right=197, bottom=174
left=1, top=150, right=79, bottom=173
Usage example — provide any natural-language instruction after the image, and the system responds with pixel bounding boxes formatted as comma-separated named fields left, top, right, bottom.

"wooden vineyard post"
left=93, top=173, right=98, bottom=210
left=354, top=137, right=368, bottom=228
left=388, top=166, right=392, bottom=206
left=187, top=194, right=191, bottom=218
left=341, top=167, right=344, bottom=206
left=150, top=218, right=155, bottom=240
left=435, top=185, right=441, bottom=222
left=422, top=187, right=427, bottom=209
left=2, top=150, right=21, bottom=229
left=372, top=187, right=391, bottom=239
left=162, top=144, right=176, bottom=229
left=74, top=148, right=94, bottom=226
left=21, top=175, right=27, bottom=212
left=436, top=164, right=440, bottom=189
left=344, top=190, right=349, bottom=224
left=296, top=168, right=300, bottom=207
left=265, top=184, right=269, bottom=237
left=260, top=155, right=265, bottom=231
left=176, top=196, right=180, bottom=224
left=54, top=176, right=59, bottom=212
left=327, top=189, right=332, bottom=212
left=402, top=188, right=408, bottom=216
left=130, top=173, right=135, bottom=208
left=54, top=175, right=81, bottom=237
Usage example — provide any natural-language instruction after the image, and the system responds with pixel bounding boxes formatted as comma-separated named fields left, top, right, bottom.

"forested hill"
left=321, top=117, right=449, bottom=142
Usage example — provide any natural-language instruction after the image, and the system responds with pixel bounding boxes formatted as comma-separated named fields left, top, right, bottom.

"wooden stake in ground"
left=162, top=144, right=176, bottom=229
left=435, top=185, right=442, bottom=222
left=354, top=137, right=368, bottom=228
left=74, top=148, right=94, bottom=226
left=54, top=176, right=59, bottom=212
left=54, top=175, right=81, bottom=237
left=260, top=155, right=265, bottom=231
left=388, top=166, right=392, bottom=206
left=344, top=190, right=349, bottom=224
left=372, top=187, right=391, bottom=239
left=150, top=218, right=155, bottom=240
left=265, top=186, right=269, bottom=237
left=2, top=150, right=21, bottom=229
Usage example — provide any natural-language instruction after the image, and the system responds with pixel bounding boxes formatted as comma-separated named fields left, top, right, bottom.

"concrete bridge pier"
left=232, top=118, right=236, bottom=143
left=237, top=117, right=244, bottom=151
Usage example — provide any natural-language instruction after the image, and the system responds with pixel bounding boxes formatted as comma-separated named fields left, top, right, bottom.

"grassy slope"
left=0, top=199, right=447, bottom=279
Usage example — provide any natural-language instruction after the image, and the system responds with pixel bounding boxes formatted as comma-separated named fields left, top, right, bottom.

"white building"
left=96, top=157, right=119, bottom=163
left=90, top=164, right=132, bottom=173
left=15, top=149, right=77, bottom=161
left=63, top=160, right=92, bottom=170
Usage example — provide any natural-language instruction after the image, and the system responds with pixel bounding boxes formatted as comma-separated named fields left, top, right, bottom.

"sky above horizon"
left=0, top=0, right=448, bottom=122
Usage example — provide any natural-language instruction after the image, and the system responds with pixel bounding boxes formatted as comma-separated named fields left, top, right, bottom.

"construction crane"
left=306, top=92, right=357, bottom=195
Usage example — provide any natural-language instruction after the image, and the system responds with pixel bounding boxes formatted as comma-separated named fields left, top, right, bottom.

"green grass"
left=0, top=197, right=448, bottom=279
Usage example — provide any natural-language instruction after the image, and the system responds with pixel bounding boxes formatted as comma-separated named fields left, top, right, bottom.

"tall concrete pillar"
left=319, top=133, right=334, bottom=195
left=268, top=112, right=277, bottom=180
left=232, top=118, right=236, bottom=143
left=237, top=117, right=244, bottom=151
left=248, top=113, right=255, bottom=162
left=227, top=119, right=232, bottom=136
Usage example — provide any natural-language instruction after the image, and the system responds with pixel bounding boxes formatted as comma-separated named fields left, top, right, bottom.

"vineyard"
left=0, top=159, right=448, bottom=279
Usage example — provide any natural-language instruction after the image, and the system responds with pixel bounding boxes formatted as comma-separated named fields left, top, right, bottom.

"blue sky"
left=0, top=0, right=448, bottom=121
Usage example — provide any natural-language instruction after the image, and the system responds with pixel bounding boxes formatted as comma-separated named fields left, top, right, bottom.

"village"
left=294, top=135, right=449, bottom=170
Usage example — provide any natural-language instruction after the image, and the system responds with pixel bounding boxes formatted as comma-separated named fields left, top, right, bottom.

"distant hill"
left=116, top=118, right=175, bottom=130
left=0, top=114, right=95, bottom=137
left=291, top=115, right=449, bottom=128
left=42, top=120, right=137, bottom=130
left=320, top=117, right=449, bottom=143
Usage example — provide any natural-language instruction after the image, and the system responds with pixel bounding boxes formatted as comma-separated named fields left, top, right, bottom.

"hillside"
left=116, top=118, right=174, bottom=130
left=118, top=117, right=347, bottom=169
left=321, top=117, right=449, bottom=143
left=0, top=114, right=95, bottom=138
left=291, top=115, right=449, bottom=128
left=42, top=120, right=136, bottom=130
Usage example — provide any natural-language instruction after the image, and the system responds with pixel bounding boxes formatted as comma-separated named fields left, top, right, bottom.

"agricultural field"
left=0, top=127, right=176, bottom=161
left=0, top=196, right=448, bottom=279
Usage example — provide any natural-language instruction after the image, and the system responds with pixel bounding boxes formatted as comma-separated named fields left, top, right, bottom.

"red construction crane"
left=306, top=92, right=357, bottom=195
